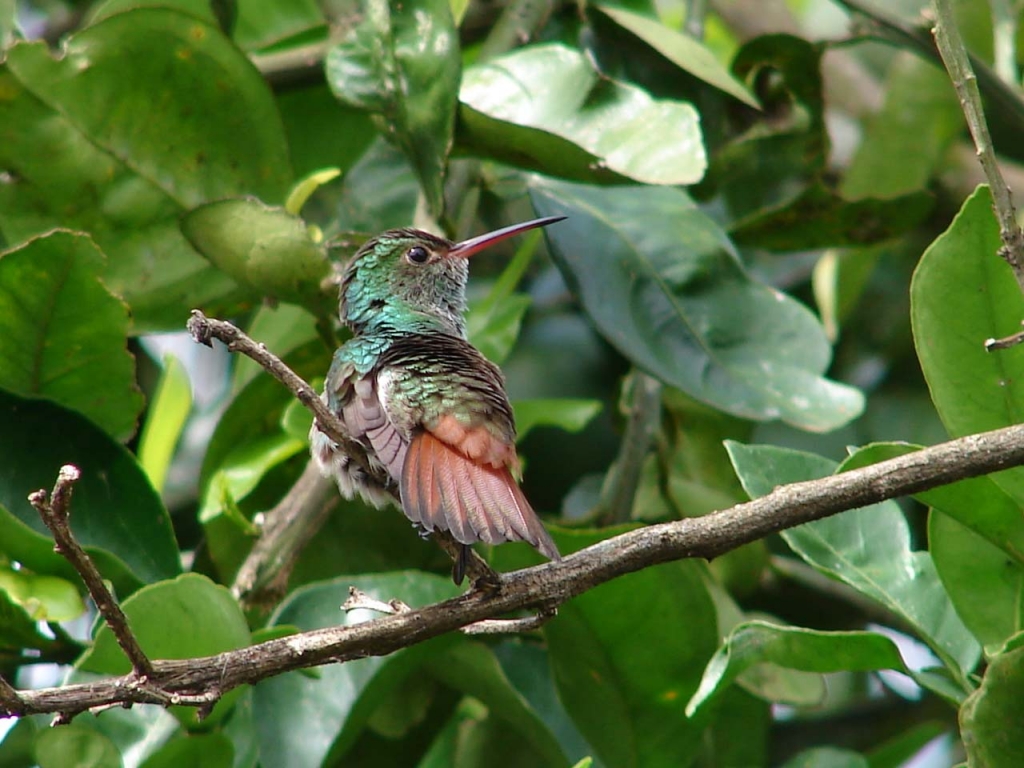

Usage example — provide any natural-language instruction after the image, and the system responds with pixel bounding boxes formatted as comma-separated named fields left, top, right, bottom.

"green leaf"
left=930, top=512, right=1024, bottom=655
left=139, top=733, right=234, bottom=768
left=543, top=530, right=718, bottom=768
left=325, top=0, right=459, bottom=218
left=685, top=621, right=908, bottom=718
left=231, top=303, right=320, bottom=394
left=285, top=168, right=342, bottom=216
left=0, top=232, right=143, bottom=440
left=79, top=573, right=251, bottom=674
left=182, top=197, right=332, bottom=316
left=0, top=390, right=180, bottom=593
left=424, top=643, right=567, bottom=766
left=912, top=185, right=1024, bottom=506
left=0, top=566, right=85, bottom=622
left=781, top=747, right=869, bottom=768
left=513, top=400, right=603, bottom=442
left=960, top=632, right=1024, bottom=766
left=461, top=44, right=705, bottom=185
left=254, top=573, right=461, bottom=768
left=138, top=354, right=192, bottom=495
left=866, top=721, right=947, bottom=768
left=33, top=726, right=121, bottom=768
left=594, top=5, right=759, bottom=108
left=729, top=184, right=933, bottom=251
left=726, top=442, right=981, bottom=684
left=530, top=178, right=863, bottom=431
left=0, top=587, right=61, bottom=651
left=842, top=442, right=1024, bottom=565
left=0, top=8, right=292, bottom=330
left=840, top=52, right=962, bottom=200
left=198, top=432, right=307, bottom=523
left=232, top=0, right=324, bottom=52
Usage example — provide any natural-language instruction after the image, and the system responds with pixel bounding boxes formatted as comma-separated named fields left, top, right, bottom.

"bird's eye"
left=406, top=245, right=430, bottom=264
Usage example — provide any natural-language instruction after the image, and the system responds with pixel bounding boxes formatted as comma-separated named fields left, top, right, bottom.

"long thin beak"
left=448, top=216, right=566, bottom=259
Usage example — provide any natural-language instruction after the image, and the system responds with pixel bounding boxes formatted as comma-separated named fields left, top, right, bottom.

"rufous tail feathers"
left=400, top=431, right=560, bottom=561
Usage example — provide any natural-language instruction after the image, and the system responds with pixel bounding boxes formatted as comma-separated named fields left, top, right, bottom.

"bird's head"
left=339, top=216, right=565, bottom=337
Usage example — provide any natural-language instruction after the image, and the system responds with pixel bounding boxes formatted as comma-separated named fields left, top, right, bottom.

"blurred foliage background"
left=2, top=0, right=1024, bottom=765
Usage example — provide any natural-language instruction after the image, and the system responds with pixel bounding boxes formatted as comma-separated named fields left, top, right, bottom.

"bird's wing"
left=374, top=333, right=560, bottom=560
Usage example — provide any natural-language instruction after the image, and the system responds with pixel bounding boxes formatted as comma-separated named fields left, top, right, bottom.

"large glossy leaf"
left=726, top=442, right=980, bottom=685
left=182, top=197, right=333, bottom=316
left=911, top=185, right=1024, bottom=507
left=0, top=390, right=180, bottom=594
left=530, top=178, right=863, bottom=431
left=423, top=643, right=567, bottom=766
left=0, top=231, right=142, bottom=440
left=0, top=8, right=291, bottom=330
left=961, top=632, right=1024, bottom=766
left=842, top=442, right=1024, bottom=565
left=78, top=573, right=251, bottom=674
left=686, top=621, right=908, bottom=718
left=930, top=513, right=1024, bottom=656
left=594, top=5, right=759, bottom=108
left=325, top=0, right=459, bottom=219
left=232, top=0, right=324, bottom=51
left=541, top=530, right=718, bottom=768
left=461, top=44, right=705, bottom=186
left=254, top=573, right=461, bottom=768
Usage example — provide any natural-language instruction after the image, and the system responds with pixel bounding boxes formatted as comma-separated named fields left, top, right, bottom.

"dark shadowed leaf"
left=461, top=44, right=705, bottom=185
left=530, top=178, right=863, bottom=430
left=325, top=0, right=460, bottom=218
left=726, top=442, right=980, bottom=685
left=0, top=8, right=291, bottom=330
left=138, top=732, right=234, bottom=768
left=0, top=390, right=180, bottom=593
left=254, top=573, right=461, bottom=768
left=912, top=185, right=1024, bottom=507
left=686, top=621, right=908, bottom=718
left=181, top=197, right=333, bottom=316
left=0, top=231, right=143, bottom=440
left=960, top=633, right=1024, bottom=766
left=540, top=529, right=718, bottom=767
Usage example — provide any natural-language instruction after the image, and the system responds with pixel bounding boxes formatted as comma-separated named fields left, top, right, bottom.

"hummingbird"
left=310, top=216, right=565, bottom=583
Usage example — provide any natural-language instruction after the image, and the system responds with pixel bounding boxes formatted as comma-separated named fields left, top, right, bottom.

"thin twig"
left=343, top=587, right=554, bottom=635
left=28, top=466, right=154, bottom=679
left=0, top=676, right=23, bottom=716
left=932, top=0, right=1024, bottom=299
left=986, top=324, right=1024, bottom=350
left=7, top=421, right=1024, bottom=719
left=187, top=310, right=371, bottom=477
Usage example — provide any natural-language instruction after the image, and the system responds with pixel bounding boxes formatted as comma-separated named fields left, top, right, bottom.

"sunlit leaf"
left=325, top=0, right=459, bottom=218
left=912, top=185, right=1024, bottom=507
left=960, top=632, right=1024, bottom=766
left=138, top=355, right=192, bottom=495
left=462, top=44, right=705, bottom=185
left=0, top=566, right=85, bottom=622
left=514, top=400, right=603, bottom=442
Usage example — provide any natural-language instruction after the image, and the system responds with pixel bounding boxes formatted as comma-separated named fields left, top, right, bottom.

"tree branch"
left=932, top=0, right=1024, bottom=306
left=6, top=420, right=1024, bottom=719
left=27, top=465, right=154, bottom=680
